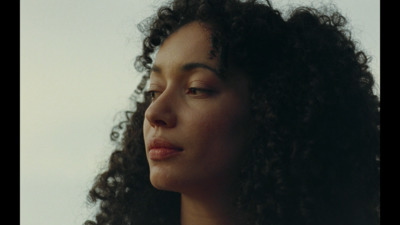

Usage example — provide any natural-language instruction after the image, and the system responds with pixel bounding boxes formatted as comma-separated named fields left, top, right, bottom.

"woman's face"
left=143, top=22, right=251, bottom=195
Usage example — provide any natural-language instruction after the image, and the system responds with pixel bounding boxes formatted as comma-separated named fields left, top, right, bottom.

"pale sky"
left=20, top=0, right=379, bottom=224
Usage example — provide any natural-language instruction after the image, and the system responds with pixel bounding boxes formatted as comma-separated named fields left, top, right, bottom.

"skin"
left=143, top=21, right=251, bottom=224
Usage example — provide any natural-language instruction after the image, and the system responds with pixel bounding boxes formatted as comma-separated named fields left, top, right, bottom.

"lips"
left=148, top=138, right=183, bottom=160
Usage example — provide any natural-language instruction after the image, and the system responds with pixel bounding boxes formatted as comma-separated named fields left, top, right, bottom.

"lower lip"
left=149, top=148, right=182, bottom=160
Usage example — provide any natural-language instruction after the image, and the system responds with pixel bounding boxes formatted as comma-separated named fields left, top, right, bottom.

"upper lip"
left=148, top=138, right=183, bottom=151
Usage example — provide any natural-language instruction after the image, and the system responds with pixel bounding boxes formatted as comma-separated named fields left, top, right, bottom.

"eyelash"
left=186, top=87, right=213, bottom=95
left=145, top=87, right=214, bottom=101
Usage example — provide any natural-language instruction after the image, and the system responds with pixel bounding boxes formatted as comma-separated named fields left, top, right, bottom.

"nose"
left=144, top=90, right=177, bottom=128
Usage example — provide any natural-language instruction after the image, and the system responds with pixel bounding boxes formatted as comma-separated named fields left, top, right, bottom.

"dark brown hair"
left=85, top=0, right=380, bottom=224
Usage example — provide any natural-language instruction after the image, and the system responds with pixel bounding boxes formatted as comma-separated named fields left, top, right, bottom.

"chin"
left=149, top=168, right=186, bottom=192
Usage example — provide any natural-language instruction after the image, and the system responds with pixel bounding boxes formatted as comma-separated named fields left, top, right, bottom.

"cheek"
left=190, top=112, right=249, bottom=185
left=188, top=102, right=251, bottom=160
left=210, top=100, right=249, bottom=138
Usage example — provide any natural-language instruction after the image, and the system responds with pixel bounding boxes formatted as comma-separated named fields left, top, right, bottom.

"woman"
left=85, top=0, right=380, bottom=224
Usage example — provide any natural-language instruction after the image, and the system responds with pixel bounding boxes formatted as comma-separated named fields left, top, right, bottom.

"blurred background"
left=20, top=0, right=379, bottom=224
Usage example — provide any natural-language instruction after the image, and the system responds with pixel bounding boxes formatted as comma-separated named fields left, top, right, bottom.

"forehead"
left=154, top=22, right=217, bottom=68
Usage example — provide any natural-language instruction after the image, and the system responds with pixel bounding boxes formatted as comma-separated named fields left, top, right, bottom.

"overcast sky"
left=20, top=0, right=379, bottom=224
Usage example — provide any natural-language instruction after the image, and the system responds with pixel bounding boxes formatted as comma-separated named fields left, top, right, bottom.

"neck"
left=180, top=185, right=243, bottom=225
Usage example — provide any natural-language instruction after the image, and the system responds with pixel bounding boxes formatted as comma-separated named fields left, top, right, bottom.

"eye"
left=186, top=87, right=215, bottom=97
left=187, top=88, right=200, bottom=95
left=145, top=90, right=161, bottom=101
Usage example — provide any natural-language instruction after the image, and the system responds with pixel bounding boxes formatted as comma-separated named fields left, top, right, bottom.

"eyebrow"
left=151, top=62, right=219, bottom=75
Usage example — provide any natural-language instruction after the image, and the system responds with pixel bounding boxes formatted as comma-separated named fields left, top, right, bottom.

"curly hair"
left=84, top=0, right=380, bottom=224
